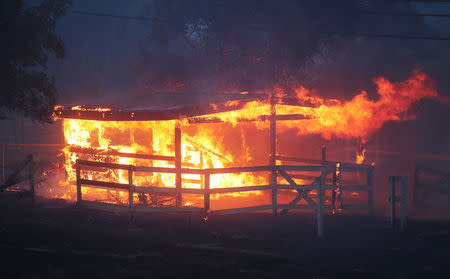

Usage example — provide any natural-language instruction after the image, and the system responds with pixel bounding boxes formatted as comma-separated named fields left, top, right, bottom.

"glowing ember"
left=356, top=149, right=366, bottom=164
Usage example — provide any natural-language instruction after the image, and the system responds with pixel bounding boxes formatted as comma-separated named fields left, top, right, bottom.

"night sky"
left=48, top=1, right=450, bottom=104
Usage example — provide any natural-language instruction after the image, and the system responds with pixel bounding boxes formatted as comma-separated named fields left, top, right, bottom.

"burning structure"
left=51, top=69, right=438, bottom=220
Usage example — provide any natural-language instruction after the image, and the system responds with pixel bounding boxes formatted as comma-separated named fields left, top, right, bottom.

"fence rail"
left=75, top=158, right=374, bottom=237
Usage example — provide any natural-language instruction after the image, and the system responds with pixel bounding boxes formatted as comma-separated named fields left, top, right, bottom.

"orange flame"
left=356, top=149, right=366, bottom=164
left=55, top=69, right=438, bottom=205
left=279, top=69, right=437, bottom=141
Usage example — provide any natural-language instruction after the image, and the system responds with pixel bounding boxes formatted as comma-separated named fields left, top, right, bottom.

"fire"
left=192, top=69, right=437, bottom=142
left=356, top=149, right=366, bottom=164
left=55, top=69, right=439, bottom=205
left=277, top=69, right=438, bottom=141
left=70, top=105, right=111, bottom=112
left=60, top=118, right=268, bottom=204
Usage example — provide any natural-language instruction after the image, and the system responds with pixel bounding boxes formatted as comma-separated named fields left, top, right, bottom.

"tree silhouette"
left=1, top=0, right=71, bottom=122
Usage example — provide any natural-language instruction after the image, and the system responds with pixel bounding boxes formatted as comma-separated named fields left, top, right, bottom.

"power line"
left=71, top=9, right=450, bottom=41
left=322, top=31, right=450, bottom=41
left=361, top=10, right=450, bottom=17
left=71, top=10, right=164, bottom=22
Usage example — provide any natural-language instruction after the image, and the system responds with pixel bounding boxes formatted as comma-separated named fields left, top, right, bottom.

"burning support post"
left=76, top=162, right=82, bottom=206
left=270, top=92, right=277, bottom=216
left=128, top=169, right=134, bottom=209
left=204, top=172, right=210, bottom=218
left=175, top=123, right=182, bottom=207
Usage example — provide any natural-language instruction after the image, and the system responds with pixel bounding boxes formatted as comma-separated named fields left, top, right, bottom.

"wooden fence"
left=75, top=157, right=374, bottom=237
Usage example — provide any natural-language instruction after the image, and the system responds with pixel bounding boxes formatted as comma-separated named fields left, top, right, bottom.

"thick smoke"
left=135, top=0, right=449, bottom=155
left=134, top=0, right=362, bottom=94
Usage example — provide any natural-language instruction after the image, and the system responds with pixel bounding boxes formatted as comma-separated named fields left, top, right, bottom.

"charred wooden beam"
left=69, top=146, right=175, bottom=162
left=77, top=159, right=134, bottom=171
left=0, top=155, right=33, bottom=190
left=187, top=114, right=311, bottom=124
left=276, top=155, right=373, bottom=170
left=80, top=179, right=130, bottom=190
left=54, top=99, right=257, bottom=122
left=174, top=125, right=182, bottom=207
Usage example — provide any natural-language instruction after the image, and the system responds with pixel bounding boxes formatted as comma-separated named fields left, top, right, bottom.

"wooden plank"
left=207, top=165, right=272, bottom=174
left=54, top=99, right=257, bottom=122
left=80, top=179, right=130, bottom=190
left=68, top=146, right=175, bottom=162
left=135, top=186, right=204, bottom=195
left=276, top=155, right=333, bottom=165
left=0, top=154, right=33, bottom=190
left=134, top=186, right=177, bottom=194
left=211, top=205, right=272, bottom=215
left=182, top=178, right=202, bottom=184
left=175, top=125, right=182, bottom=207
left=276, top=155, right=373, bottom=170
left=204, top=173, right=210, bottom=215
left=28, top=156, right=34, bottom=200
left=81, top=201, right=205, bottom=214
left=270, top=100, right=277, bottom=217
left=277, top=165, right=335, bottom=172
left=187, top=114, right=311, bottom=124
left=134, top=206, right=204, bottom=213
left=77, top=160, right=134, bottom=171
left=278, top=170, right=317, bottom=206
left=277, top=184, right=334, bottom=190
left=128, top=169, right=134, bottom=209
left=76, top=163, right=82, bottom=204
left=135, top=166, right=206, bottom=174
left=210, top=185, right=272, bottom=194
left=135, top=166, right=175, bottom=173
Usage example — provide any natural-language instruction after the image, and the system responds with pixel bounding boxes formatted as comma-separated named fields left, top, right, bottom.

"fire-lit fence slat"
left=75, top=156, right=375, bottom=238
left=79, top=179, right=130, bottom=190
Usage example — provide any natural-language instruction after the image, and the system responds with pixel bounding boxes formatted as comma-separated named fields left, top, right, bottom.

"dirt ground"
left=0, top=193, right=448, bottom=279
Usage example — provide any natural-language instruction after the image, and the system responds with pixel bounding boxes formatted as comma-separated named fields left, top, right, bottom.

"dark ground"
left=0, top=193, right=448, bottom=279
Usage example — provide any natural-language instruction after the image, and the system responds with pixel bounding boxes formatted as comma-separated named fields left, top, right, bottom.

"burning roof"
left=53, top=92, right=265, bottom=121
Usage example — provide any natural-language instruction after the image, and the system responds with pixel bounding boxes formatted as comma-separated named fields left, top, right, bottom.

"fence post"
left=76, top=161, right=82, bottom=207
left=389, top=176, right=396, bottom=231
left=317, top=179, right=324, bottom=238
left=400, top=176, right=407, bottom=231
left=269, top=94, right=277, bottom=217
left=128, top=168, right=134, bottom=209
left=29, top=155, right=34, bottom=201
left=1, top=143, right=4, bottom=182
left=204, top=172, right=210, bottom=218
left=321, top=145, right=327, bottom=162
left=175, top=124, right=182, bottom=207
left=367, top=166, right=374, bottom=215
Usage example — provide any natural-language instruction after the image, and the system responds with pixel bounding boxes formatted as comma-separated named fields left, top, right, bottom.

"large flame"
left=57, top=69, right=438, bottom=205
left=278, top=69, right=438, bottom=141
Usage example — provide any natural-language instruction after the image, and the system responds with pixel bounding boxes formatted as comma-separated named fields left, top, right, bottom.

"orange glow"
left=278, top=69, right=438, bottom=141
left=356, top=149, right=366, bottom=164
left=70, top=105, right=111, bottom=112
left=55, top=69, right=438, bottom=205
